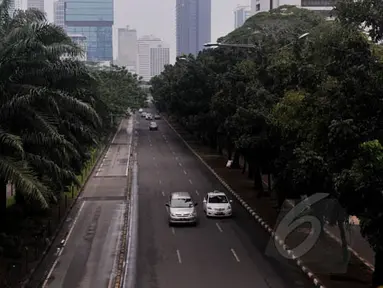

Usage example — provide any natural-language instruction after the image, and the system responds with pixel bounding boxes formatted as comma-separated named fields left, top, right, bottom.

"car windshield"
left=208, top=195, right=228, bottom=203
left=170, top=198, right=194, bottom=208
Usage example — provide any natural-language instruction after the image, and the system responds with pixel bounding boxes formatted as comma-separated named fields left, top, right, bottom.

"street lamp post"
left=203, top=32, right=310, bottom=50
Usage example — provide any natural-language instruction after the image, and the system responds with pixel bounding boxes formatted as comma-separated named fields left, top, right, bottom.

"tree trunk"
left=373, top=250, right=383, bottom=287
left=267, top=173, right=272, bottom=192
left=231, top=151, right=240, bottom=169
left=242, top=159, right=247, bottom=174
left=248, top=163, right=254, bottom=179
left=0, top=179, right=7, bottom=216
left=337, top=219, right=350, bottom=263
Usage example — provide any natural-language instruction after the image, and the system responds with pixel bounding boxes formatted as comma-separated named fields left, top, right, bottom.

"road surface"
left=42, top=118, right=133, bottom=288
left=136, top=109, right=316, bottom=288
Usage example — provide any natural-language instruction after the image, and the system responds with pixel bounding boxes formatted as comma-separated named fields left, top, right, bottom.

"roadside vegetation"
left=150, top=4, right=383, bottom=286
left=0, top=0, right=146, bottom=285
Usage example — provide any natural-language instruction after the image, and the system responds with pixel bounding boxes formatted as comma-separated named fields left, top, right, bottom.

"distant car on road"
left=139, top=108, right=143, bottom=113
left=166, top=192, right=198, bottom=226
left=203, top=190, right=232, bottom=217
left=145, top=113, right=153, bottom=120
left=149, top=121, right=158, bottom=131
left=154, top=114, right=161, bottom=119
left=141, top=112, right=146, bottom=118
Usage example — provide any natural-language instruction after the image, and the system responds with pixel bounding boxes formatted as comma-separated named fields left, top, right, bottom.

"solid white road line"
left=189, top=179, right=193, bottom=184
left=195, top=190, right=199, bottom=195
left=216, top=223, right=223, bottom=232
left=111, top=121, right=123, bottom=143
left=176, top=250, right=182, bottom=264
left=42, top=202, right=86, bottom=287
left=230, top=248, right=240, bottom=262
left=172, top=228, right=175, bottom=235
left=162, top=191, right=165, bottom=196
left=183, top=170, right=187, bottom=175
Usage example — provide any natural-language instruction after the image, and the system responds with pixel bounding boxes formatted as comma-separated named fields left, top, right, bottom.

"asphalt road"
left=42, top=118, right=133, bottom=288
left=136, top=109, right=316, bottom=288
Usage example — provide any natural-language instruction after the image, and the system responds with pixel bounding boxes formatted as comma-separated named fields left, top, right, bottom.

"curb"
left=21, top=127, right=117, bottom=288
left=163, top=116, right=326, bottom=288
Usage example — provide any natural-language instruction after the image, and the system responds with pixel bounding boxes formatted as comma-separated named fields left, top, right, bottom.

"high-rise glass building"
left=176, top=0, right=211, bottom=56
left=27, top=0, right=44, bottom=11
left=64, top=0, right=113, bottom=61
left=234, top=5, right=252, bottom=28
left=54, top=0, right=65, bottom=29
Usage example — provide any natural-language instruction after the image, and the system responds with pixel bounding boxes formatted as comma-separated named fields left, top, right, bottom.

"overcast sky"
left=44, top=0, right=250, bottom=63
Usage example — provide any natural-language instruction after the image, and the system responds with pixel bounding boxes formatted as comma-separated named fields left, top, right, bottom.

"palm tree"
left=0, top=1, right=102, bottom=213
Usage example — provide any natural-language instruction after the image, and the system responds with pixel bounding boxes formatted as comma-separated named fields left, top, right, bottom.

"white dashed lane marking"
left=216, top=223, right=223, bottom=232
left=162, top=191, right=165, bottom=196
left=172, top=228, right=175, bottom=235
left=176, top=250, right=182, bottom=264
left=230, top=249, right=240, bottom=262
left=159, top=180, right=162, bottom=185
left=195, top=190, right=199, bottom=195
left=189, top=179, right=193, bottom=184
left=178, top=162, right=182, bottom=167
left=183, top=170, right=187, bottom=175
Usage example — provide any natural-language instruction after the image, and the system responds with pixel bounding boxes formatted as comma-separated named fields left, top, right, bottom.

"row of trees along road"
left=150, top=4, right=383, bottom=287
left=0, top=0, right=146, bottom=283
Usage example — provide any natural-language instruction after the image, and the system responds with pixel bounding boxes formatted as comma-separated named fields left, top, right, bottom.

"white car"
left=139, top=108, right=143, bottom=113
left=203, top=191, right=233, bottom=217
left=145, top=113, right=153, bottom=120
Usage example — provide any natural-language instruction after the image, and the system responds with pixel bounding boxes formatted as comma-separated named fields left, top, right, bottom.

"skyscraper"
left=176, top=0, right=211, bottom=56
left=53, top=0, right=65, bottom=29
left=117, top=26, right=138, bottom=73
left=9, top=0, right=23, bottom=17
left=234, top=5, right=252, bottom=28
left=64, top=0, right=113, bottom=62
left=138, top=35, right=170, bottom=81
left=27, top=0, right=44, bottom=12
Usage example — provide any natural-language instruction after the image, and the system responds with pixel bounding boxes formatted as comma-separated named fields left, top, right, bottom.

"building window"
left=256, top=4, right=260, bottom=11
left=301, top=0, right=335, bottom=6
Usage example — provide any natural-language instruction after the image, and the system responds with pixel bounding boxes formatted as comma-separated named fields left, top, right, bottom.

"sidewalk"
left=168, top=118, right=373, bottom=288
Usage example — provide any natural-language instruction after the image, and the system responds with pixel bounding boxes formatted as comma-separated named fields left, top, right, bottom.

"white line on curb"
left=42, top=202, right=86, bottom=287
left=164, top=117, right=327, bottom=288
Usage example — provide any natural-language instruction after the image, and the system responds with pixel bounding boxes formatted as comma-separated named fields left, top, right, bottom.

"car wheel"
left=168, top=222, right=172, bottom=227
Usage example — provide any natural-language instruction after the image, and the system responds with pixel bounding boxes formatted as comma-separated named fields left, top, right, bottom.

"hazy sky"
left=44, top=0, right=250, bottom=62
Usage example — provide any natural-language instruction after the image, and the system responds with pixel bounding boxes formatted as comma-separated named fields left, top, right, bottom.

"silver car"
left=165, top=192, right=198, bottom=226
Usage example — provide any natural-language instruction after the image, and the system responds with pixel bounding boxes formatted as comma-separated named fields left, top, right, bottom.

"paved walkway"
left=168, top=117, right=374, bottom=288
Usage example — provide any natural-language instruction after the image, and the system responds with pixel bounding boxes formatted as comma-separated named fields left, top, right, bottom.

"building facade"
left=251, top=0, right=335, bottom=16
left=9, top=0, right=23, bottom=17
left=64, top=0, right=113, bottom=62
left=176, top=0, right=211, bottom=56
left=53, top=0, right=65, bottom=29
left=117, top=26, right=138, bottom=73
left=138, top=35, right=170, bottom=81
left=27, top=0, right=44, bottom=11
left=69, top=34, right=87, bottom=61
left=234, top=5, right=252, bottom=29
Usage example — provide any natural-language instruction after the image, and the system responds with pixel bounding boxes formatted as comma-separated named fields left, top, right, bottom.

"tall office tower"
left=234, top=5, right=252, bottom=28
left=251, top=0, right=335, bottom=17
left=69, top=34, right=87, bottom=61
left=53, top=0, right=65, bottom=29
left=9, top=0, right=23, bottom=17
left=176, top=0, right=211, bottom=56
left=117, top=26, right=138, bottom=73
left=27, top=0, right=44, bottom=11
left=64, top=0, right=114, bottom=61
left=138, top=35, right=170, bottom=81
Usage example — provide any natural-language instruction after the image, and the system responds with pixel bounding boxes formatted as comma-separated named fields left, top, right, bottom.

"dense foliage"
left=150, top=5, right=383, bottom=286
left=0, top=0, right=146, bottom=214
